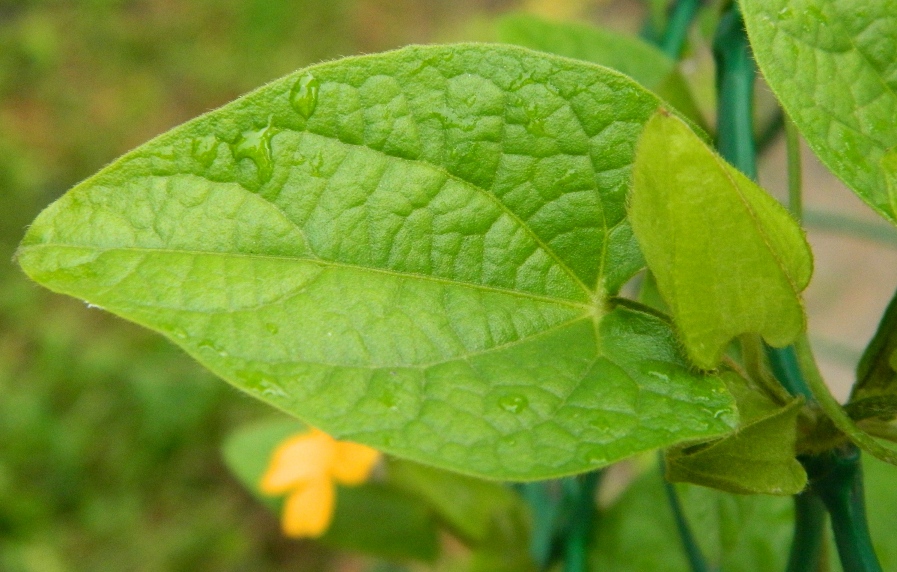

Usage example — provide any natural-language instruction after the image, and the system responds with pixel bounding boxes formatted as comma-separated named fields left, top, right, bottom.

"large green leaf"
left=496, top=13, right=705, bottom=127
left=17, top=44, right=737, bottom=480
left=222, top=417, right=439, bottom=561
left=742, top=0, right=897, bottom=223
left=629, top=111, right=813, bottom=369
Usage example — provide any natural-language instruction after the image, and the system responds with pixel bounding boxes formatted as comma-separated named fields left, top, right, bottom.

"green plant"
left=14, top=0, right=897, bottom=570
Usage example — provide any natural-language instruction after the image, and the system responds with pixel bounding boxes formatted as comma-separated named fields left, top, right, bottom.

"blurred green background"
left=0, top=1, right=637, bottom=570
left=4, top=0, right=896, bottom=570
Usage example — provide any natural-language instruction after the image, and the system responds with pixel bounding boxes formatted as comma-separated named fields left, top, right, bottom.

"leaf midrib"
left=19, top=242, right=595, bottom=311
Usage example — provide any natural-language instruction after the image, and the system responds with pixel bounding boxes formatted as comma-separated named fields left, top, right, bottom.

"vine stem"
left=660, top=454, right=710, bottom=572
left=786, top=491, right=827, bottom=572
left=800, top=445, right=883, bottom=572
left=659, top=0, right=704, bottom=59
left=793, top=336, right=897, bottom=468
left=785, top=115, right=803, bottom=222
left=562, top=472, right=602, bottom=572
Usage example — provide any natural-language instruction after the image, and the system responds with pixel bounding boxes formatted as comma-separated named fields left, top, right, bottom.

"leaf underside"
left=742, top=0, right=897, bottom=224
left=17, top=44, right=736, bottom=480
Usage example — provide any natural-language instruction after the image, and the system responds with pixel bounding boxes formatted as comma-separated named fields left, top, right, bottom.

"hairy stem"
left=794, top=336, right=897, bottom=467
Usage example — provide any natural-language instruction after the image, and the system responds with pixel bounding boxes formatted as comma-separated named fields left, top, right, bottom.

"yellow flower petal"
left=331, top=440, right=381, bottom=485
left=281, top=477, right=335, bottom=538
left=260, top=429, right=335, bottom=495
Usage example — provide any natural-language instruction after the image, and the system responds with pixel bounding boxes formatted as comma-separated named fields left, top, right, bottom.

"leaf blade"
left=18, top=44, right=738, bottom=479
left=742, top=0, right=897, bottom=223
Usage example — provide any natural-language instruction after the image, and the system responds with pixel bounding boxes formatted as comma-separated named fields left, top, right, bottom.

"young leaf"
left=628, top=111, right=813, bottom=369
left=665, top=391, right=807, bottom=495
left=742, top=0, right=897, bottom=224
left=496, top=13, right=706, bottom=128
left=17, top=44, right=737, bottom=480
left=222, top=417, right=439, bottom=561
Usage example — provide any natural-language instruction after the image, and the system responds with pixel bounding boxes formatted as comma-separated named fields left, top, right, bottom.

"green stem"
left=661, top=455, right=710, bottom=572
left=786, top=491, right=828, bottom=572
left=794, top=336, right=897, bottom=467
left=562, top=472, right=602, bottom=572
left=713, top=4, right=757, bottom=179
left=520, top=481, right=563, bottom=569
left=659, top=0, right=704, bottom=58
left=802, top=446, right=882, bottom=572
left=786, top=115, right=803, bottom=222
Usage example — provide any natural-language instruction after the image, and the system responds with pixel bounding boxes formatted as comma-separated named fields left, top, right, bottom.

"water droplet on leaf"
left=265, top=322, right=279, bottom=334
left=198, top=339, right=229, bottom=357
left=499, top=393, right=528, bottom=414
left=290, top=73, right=320, bottom=119
left=231, top=118, right=277, bottom=183
left=191, top=135, right=219, bottom=167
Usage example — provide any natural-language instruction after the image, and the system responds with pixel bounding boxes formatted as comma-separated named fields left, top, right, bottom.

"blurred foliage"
left=0, top=0, right=546, bottom=569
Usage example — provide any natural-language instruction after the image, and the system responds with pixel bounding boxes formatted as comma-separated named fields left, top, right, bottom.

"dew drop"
left=265, top=322, right=279, bottom=334
left=260, top=379, right=287, bottom=399
left=231, top=118, right=277, bottom=183
left=499, top=393, right=529, bottom=414
left=198, top=339, right=229, bottom=357
left=290, top=73, right=320, bottom=119
left=191, top=135, right=219, bottom=167
left=172, top=327, right=188, bottom=339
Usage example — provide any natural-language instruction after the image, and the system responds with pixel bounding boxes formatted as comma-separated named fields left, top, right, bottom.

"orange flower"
left=260, top=428, right=381, bottom=538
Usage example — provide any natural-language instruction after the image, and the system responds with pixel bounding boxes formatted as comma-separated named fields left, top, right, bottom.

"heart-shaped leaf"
left=629, top=111, right=813, bottom=369
left=17, top=44, right=737, bottom=480
left=742, top=0, right=897, bottom=224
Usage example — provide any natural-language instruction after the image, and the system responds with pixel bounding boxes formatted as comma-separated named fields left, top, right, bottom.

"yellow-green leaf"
left=628, top=111, right=813, bottom=369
